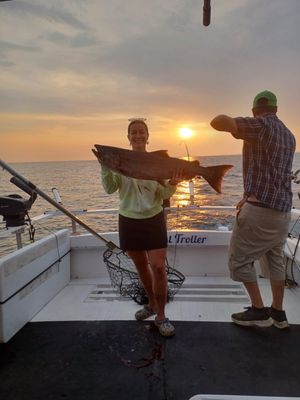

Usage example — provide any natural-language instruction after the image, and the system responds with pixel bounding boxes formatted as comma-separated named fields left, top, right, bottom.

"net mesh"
left=103, top=248, right=185, bottom=305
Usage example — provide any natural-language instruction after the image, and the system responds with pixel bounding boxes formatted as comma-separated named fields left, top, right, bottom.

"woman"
left=99, top=119, right=183, bottom=336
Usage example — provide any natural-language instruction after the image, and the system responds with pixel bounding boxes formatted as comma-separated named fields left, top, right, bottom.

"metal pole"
left=16, top=230, right=24, bottom=249
left=182, top=142, right=195, bottom=205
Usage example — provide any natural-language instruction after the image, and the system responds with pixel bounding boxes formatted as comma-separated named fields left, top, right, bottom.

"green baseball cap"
left=253, top=90, right=277, bottom=108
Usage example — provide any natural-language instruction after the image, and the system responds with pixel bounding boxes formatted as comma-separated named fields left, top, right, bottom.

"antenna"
left=203, top=0, right=211, bottom=26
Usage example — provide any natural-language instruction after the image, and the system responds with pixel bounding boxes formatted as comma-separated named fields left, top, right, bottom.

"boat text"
left=168, top=233, right=207, bottom=245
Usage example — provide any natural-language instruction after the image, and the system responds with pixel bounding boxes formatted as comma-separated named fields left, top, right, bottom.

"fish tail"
left=200, top=165, right=233, bottom=193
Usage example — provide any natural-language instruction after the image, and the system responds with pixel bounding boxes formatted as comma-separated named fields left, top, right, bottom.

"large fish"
left=92, top=145, right=233, bottom=193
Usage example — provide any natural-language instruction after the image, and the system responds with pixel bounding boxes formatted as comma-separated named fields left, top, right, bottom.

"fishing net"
left=103, top=248, right=185, bottom=305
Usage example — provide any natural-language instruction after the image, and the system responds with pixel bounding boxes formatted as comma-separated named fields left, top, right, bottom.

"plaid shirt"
left=233, top=114, right=296, bottom=212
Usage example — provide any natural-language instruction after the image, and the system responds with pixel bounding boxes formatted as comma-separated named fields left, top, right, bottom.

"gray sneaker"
left=135, top=305, right=156, bottom=321
left=267, top=306, right=289, bottom=329
left=231, top=306, right=273, bottom=327
left=154, top=318, right=175, bottom=337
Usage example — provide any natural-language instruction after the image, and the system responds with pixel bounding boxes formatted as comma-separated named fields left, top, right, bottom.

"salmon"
left=92, top=145, right=233, bottom=193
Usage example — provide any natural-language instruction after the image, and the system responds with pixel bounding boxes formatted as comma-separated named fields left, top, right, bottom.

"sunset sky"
left=1, top=0, right=300, bottom=162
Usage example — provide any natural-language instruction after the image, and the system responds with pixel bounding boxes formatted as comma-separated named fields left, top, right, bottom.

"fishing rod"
left=0, top=159, right=117, bottom=249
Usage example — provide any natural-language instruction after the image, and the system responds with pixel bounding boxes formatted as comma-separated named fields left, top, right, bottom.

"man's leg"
left=264, top=246, right=289, bottom=328
left=270, top=279, right=285, bottom=310
left=229, top=204, right=273, bottom=327
left=264, top=245, right=287, bottom=310
left=243, top=281, right=264, bottom=308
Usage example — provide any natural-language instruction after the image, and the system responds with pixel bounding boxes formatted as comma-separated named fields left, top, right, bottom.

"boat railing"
left=0, top=205, right=237, bottom=249
left=1, top=205, right=300, bottom=251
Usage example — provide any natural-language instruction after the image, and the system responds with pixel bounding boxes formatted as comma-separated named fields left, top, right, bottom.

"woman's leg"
left=147, top=248, right=168, bottom=320
left=126, top=250, right=156, bottom=310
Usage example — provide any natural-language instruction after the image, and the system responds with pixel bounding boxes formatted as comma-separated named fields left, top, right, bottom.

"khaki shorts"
left=229, top=202, right=290, bottom=282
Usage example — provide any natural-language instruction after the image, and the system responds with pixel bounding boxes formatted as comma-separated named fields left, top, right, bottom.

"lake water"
left=1, top=153, right=300, bottom=256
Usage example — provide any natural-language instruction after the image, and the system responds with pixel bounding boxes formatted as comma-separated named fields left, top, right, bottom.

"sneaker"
left=267, top=306, right=289, bottom=329
left=135, top=305, right=156, bottom=321
left=231, top=306, right=273, bottom=327
left=154, top=318, right=175, bottom=337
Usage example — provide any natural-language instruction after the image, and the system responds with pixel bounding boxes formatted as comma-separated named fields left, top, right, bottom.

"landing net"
left=103, top=248, right=185, bottom=305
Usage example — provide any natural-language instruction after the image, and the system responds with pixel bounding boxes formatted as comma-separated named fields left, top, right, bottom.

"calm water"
left=1, top=154, right=300, bottom=256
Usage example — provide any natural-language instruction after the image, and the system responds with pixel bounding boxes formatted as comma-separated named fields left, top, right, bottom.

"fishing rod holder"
left=0, top=177, right=37, bottom=228
left=51, top=187, right=63, bottom=204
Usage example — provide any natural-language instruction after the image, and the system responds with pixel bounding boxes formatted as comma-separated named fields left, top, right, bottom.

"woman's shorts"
left=119, top=211, right=167, bottom=251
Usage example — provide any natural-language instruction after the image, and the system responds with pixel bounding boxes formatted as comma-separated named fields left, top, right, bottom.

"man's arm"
left=210, top=115, right=238, bottom=134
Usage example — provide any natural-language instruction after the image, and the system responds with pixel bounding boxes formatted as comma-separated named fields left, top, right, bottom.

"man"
left=210, top=90, right=296, bottom=328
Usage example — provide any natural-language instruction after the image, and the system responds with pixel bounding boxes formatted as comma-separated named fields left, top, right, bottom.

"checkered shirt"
left=233, top=114, right=296, bottom=212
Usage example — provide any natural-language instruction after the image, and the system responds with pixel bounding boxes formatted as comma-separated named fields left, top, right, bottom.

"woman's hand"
left=169, top=168, right=186, bottom=186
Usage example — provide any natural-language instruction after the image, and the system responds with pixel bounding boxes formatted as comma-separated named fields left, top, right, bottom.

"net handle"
left=0, top=158, right=118, bottom=249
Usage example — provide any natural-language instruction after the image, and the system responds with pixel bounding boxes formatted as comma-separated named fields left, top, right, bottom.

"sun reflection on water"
left=167, top=177, right=236, bottom=231
left=174, top=180, right=191, bottom=207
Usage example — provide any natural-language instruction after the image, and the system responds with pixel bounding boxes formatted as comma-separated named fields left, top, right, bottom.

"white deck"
left=2, top=226, right=300, bottom=343
left=32, top=275, right=300, bottom=325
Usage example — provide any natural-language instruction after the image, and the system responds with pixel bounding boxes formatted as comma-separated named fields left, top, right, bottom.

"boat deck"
left=2, top=276, right=300, bottom=400
left=32, top=276, right=300, bottom=325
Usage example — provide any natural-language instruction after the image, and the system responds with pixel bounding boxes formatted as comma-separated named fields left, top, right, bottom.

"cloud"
left=1, top=0, right=87, bottom=29
left=0, top=0, right=300, bottom=161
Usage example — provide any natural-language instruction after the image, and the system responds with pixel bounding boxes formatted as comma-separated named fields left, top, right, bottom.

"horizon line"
left=5, top=154, right=243, bottom=164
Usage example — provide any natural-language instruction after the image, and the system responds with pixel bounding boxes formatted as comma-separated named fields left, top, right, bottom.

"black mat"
left=1, top=321, right=300, bottom=400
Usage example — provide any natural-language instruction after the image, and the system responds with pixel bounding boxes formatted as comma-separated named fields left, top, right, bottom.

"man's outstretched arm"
left=210, top=115, right=238, bottom=134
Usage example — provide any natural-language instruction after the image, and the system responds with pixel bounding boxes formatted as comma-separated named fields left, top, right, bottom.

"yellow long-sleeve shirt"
left=101, top=166, right=176, bottom=219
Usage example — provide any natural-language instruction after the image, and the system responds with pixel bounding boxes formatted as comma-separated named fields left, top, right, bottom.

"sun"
left=179, top=127, right=193, bottom=140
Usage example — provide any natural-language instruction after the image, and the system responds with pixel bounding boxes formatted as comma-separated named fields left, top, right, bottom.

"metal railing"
left=0, top=205, right=236, bottom=248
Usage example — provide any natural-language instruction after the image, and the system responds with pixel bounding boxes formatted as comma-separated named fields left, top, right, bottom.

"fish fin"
left=157, top=180, right=167, bottom=187
left=150, top=150, right=170, bottom=158
left=92, top=148, right=101, bottom=161
left=94, top=144, right=102, bottom=153
left=200, top=165, right=233, bottom=193
left=191, top=160, right=200, bottom=166
left=92, top=148, right=106, bottom=164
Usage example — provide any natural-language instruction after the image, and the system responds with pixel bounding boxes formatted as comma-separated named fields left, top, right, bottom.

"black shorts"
left=119, top=211, right=167, bottom=251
